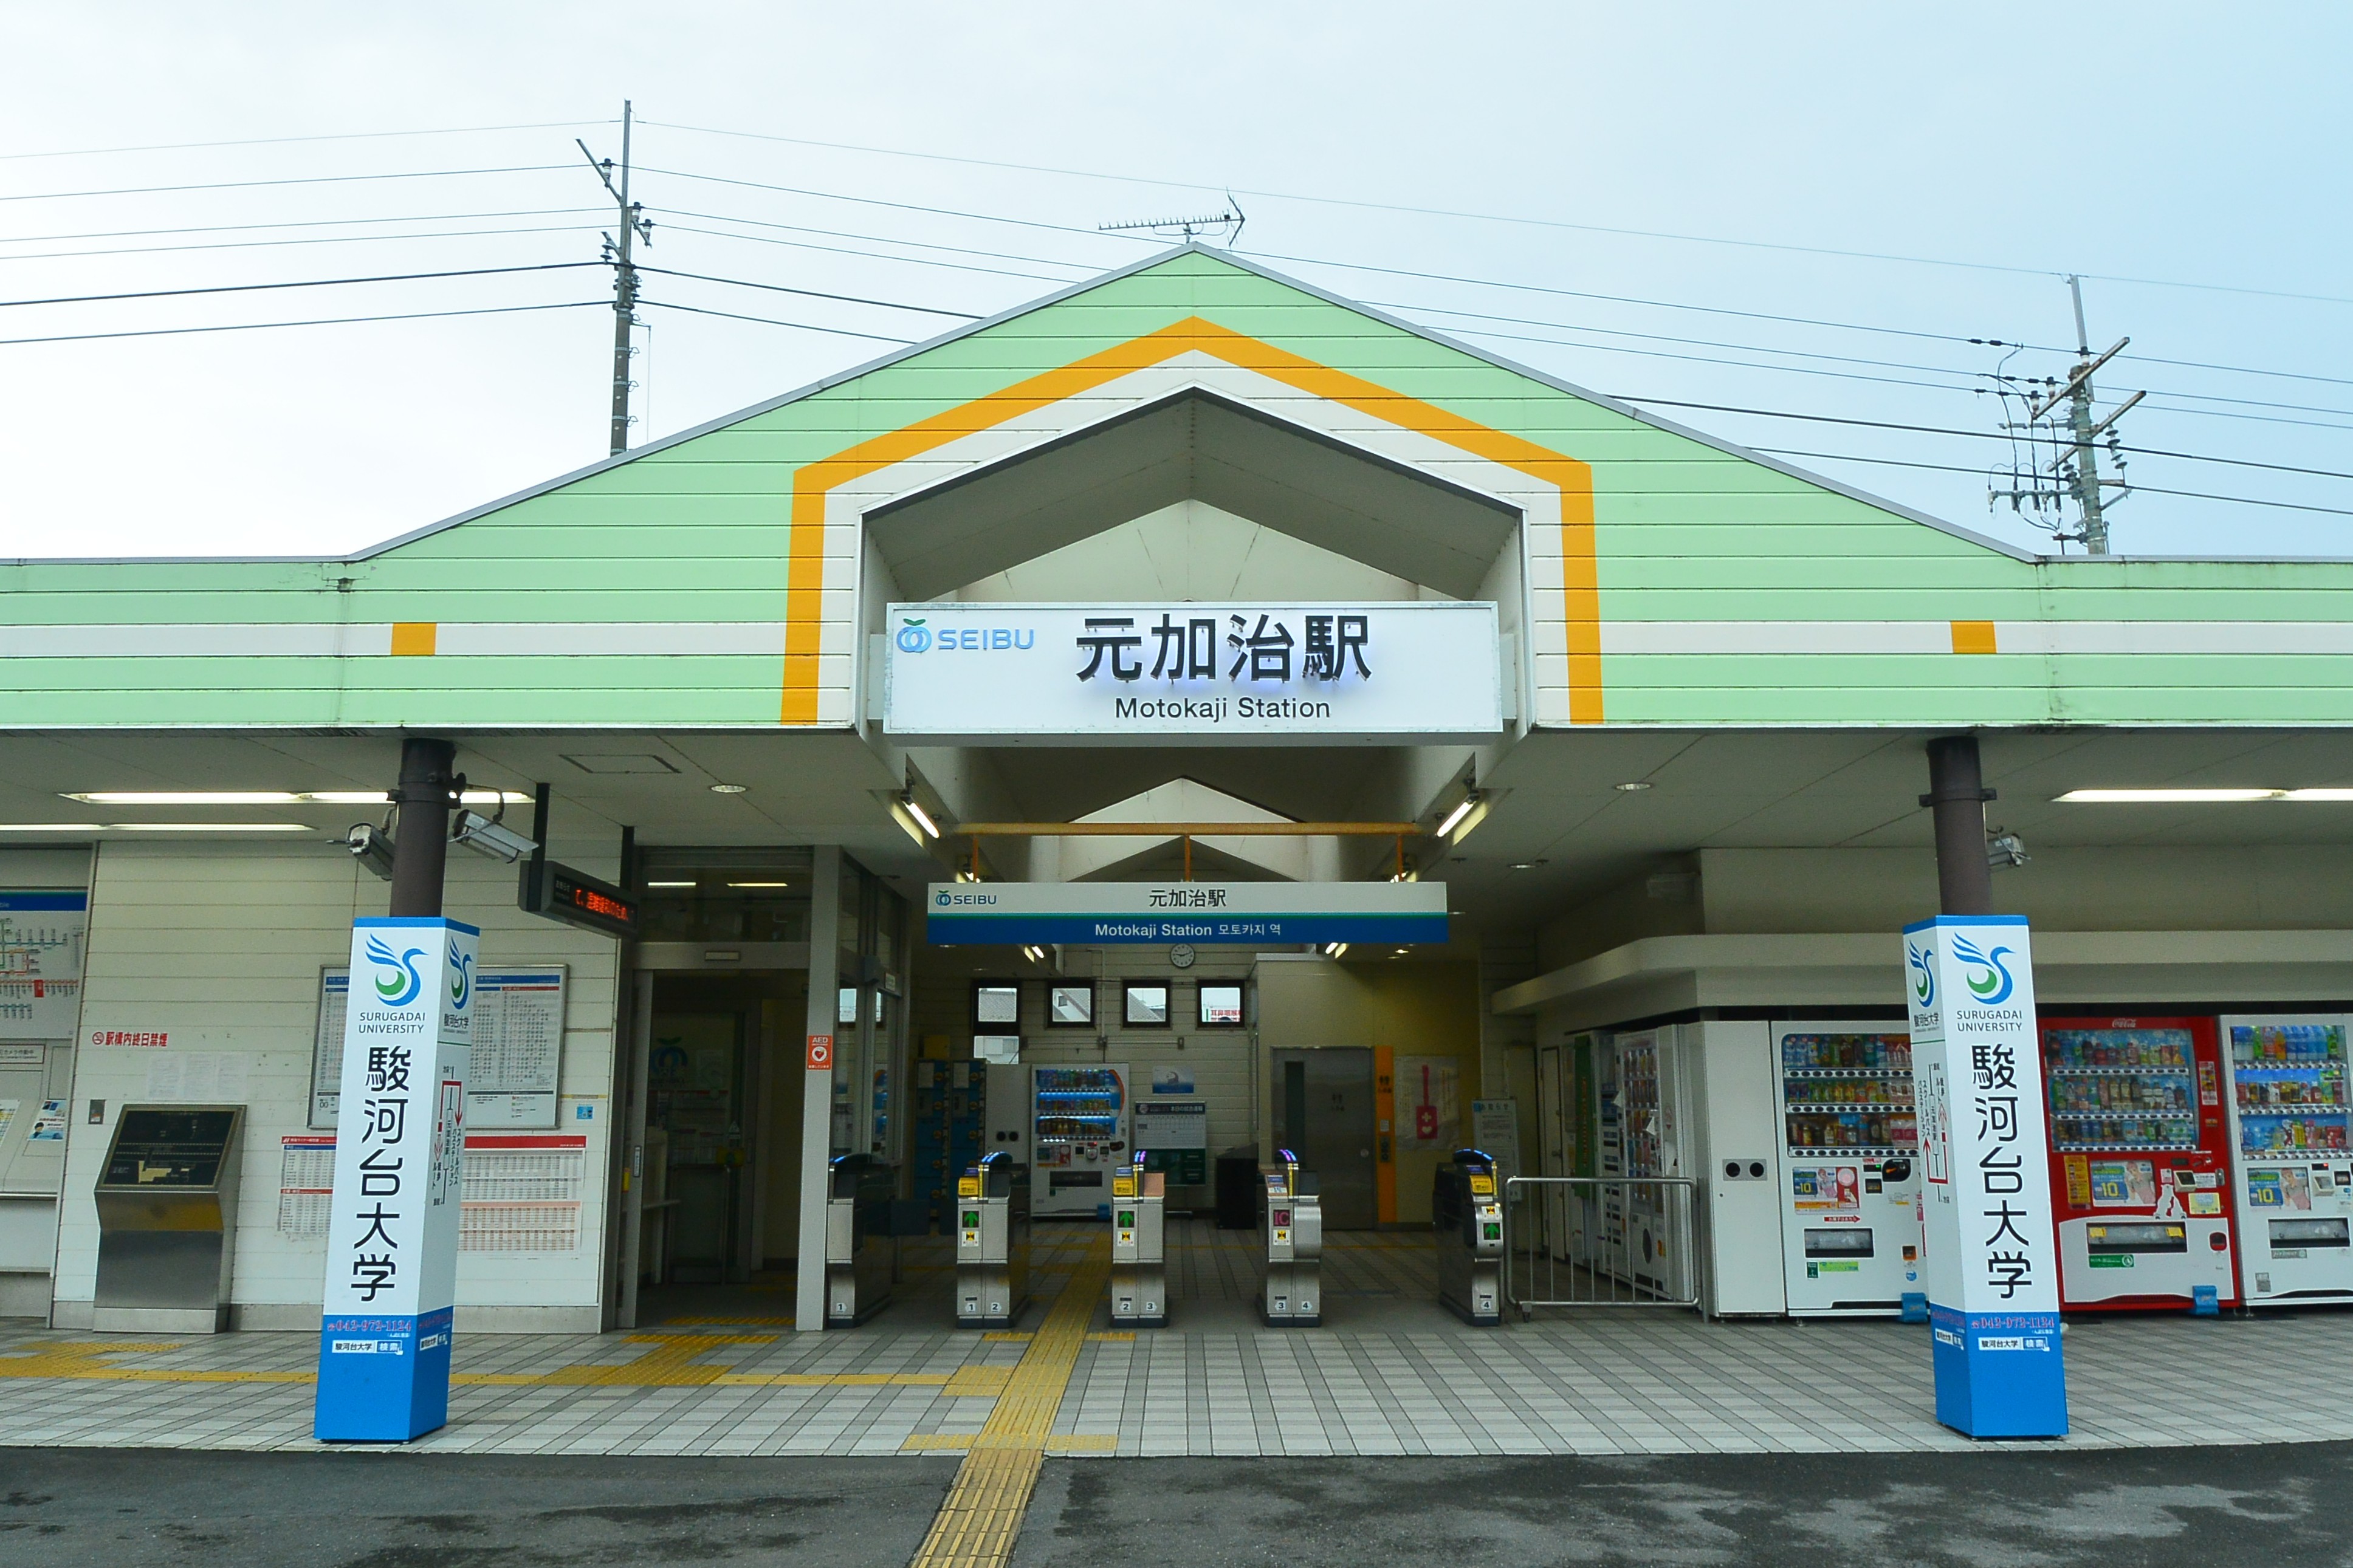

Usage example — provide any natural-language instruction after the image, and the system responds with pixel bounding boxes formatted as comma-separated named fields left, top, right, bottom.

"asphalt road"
left=1015, top=1445, right=2353, bottom=1568
left=0, top=1450, right=959, bottom=1567
left=10, top=1443, right=2353, bottom=1567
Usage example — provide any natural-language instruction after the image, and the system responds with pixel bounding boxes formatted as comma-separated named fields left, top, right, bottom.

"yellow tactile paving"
left=0, top=1342, right=309, bottom=1384
left=907, top=1238, right=1111, bottom=1568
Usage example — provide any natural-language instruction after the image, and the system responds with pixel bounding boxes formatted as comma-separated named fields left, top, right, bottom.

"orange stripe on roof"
left=780, top=317, right=1601, bottom=724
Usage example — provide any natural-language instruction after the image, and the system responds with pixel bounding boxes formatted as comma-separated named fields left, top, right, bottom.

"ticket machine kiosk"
left=1433, top=1148, right=1505, bottom=1326
left=1262, top=1148, right=1322, bottom=1326
left=92, top=1104, right=244, bottom=1333
left=955, top=1150, right=1029, bottom=1329
left=1110, top=1151, right=1167, bottom=1327
left=824, top=1153, right=897, bottom=1328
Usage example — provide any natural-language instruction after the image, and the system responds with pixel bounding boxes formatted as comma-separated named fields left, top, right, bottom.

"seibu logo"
left=898, top=617, right=1035, bottom=654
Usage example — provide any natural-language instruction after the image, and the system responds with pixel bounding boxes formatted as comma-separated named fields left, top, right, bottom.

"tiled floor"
left=5, top=1221, right=2352, bottom=1457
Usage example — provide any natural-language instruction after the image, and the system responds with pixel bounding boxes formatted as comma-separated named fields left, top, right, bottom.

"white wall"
left=55, top=837, right=622, bottom=1332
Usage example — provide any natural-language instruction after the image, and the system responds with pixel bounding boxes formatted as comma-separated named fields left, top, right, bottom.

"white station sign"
left=883, top=601, right=1503, bottom=743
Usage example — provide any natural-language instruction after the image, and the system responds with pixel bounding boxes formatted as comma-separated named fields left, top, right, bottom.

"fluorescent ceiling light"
left=1434, top=795, right=1477, bottom=838
left=0, top=823, right=105, bottom=832
left=2056, top=789, right=2284, bottom=803
left=66, top=789, right=531, bottom=806
left=2283, top=789, right=2353, bottom=801
left=903, top=796, right=941, bottom=839
left=646, top=879, right=697, bottom=888
left=726, top=880, right=791, bottom=889
left=111, top=822, right=309, bottom=832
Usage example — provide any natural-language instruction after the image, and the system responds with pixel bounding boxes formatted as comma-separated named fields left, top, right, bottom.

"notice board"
left=312, top=964, right=567, bottom=1129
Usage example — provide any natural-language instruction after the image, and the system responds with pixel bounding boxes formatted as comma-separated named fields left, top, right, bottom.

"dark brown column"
left=1920, top=734, right=1995, bottom=916
left=388, top=738, right=459, bottom=918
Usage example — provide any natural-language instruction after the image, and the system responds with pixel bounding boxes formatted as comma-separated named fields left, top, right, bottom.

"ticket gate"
left=955, top=1151, right=1029, bottom=1329
left=1433, top=1148, right=1505, bottom=1326
left=1262, top=1149, right=1323, bottom=1326
left=1111, top=1152, right=1167, bottom=1328
left=92, top=1104, right=244, bottom=1333
left=824, top=1153, right=896, bottom=1328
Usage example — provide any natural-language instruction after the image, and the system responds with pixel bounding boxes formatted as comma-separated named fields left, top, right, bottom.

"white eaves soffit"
left=847, top=367, right=1534, bottom=605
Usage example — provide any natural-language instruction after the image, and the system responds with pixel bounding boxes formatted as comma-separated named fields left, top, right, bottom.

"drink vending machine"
left=2039, top=1016, right=2238, bottom=1311
left=2221, top=1014, right=2353, bottom=1305
left=1031, top=1064, right=1128, bottom=1217
left=1771, top=1023, right=1923, bottom=1315
left=1596, top=1029, right=1689, bottom=1302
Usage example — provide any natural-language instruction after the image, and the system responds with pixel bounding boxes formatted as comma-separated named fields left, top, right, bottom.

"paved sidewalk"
left=5, top=1222, right=2351, bottom=1457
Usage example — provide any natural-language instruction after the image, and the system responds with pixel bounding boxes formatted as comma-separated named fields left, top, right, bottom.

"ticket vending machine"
left=1432, top=1148, right=1504, bottom=1326
left=823, top=1153, right=896, bottom=1328
left=1110, top=1151, right=1167, bottom=1328
left=1261, top=1149, right=1322, bottom=1326
left=92, top=1104, right=244, bottom=1333
left=955, top=1151, right=1029, bottom=1329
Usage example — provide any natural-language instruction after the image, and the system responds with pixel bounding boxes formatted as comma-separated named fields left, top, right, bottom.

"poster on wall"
left=1396, top=1055, right=1460, bottom=1149
left=0, top=891, right=87, bottom=1038
left=314, top=965, right=566, bottom=1129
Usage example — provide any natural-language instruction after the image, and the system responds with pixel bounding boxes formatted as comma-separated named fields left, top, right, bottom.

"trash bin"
left=1215, top=1146, right=1260, bottom=1230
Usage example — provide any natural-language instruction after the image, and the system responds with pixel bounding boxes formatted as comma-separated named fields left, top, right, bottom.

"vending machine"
left=2039, top=1016, right=2238, bottom=1311
left=1596, top=1028, right=1689, bottom=1301
left=2221, top=1014, right=2353, bottom=1305
left=1031, top=1064, right=1129, bottom=1217
left=1771, top=1022, right=1923, bottom=1315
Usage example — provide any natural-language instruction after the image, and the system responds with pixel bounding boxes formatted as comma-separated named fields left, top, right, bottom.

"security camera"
left=347, top=823, right=396, bottom=882
left=1986, top=830, right=2029, bottom=871
left=451, top=810, right=538, bottom=864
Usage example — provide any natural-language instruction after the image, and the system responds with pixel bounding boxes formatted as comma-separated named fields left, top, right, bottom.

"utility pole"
left=579, top=102, right=654, bottom=457
left=2023, top=277, right=2142, bottom=556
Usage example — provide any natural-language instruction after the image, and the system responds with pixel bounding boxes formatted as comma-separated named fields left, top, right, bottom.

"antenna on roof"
left=1099, top=196, right=1245, bottom=247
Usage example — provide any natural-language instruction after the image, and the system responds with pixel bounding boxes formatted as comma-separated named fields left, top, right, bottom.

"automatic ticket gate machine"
left=824, top=1153, right=896, bottom=1328
left=1111, top=1151, right=1167, bottom=1328
left=1261, top=1148, right=1324, bottom=1326
left=955, top=1150, right=1030, bottom=1329
left=92, top=1104, right=245, bottom=1333
left=1434, top=1148, right=1505, bottom=1326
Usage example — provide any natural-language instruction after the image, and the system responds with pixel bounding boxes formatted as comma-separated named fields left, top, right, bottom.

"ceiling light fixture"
left=645, top=880, right=697, bottom=889
left=709, top=783, right=748, bottom=795
left=110, top=823, right=309, bottom=833
left=2056, top=788, right=2283, bottom=804
left=726, top=880, right=790, bottom=889
left=1615, top=781, right=1654, bottom=793
left=1435, top=794, right=1478, bottom=838
left=66, top=789, right=531, bottom=806
left=1508, top=860, right=1547, bottom=871
left=902, top=795, right=941, bottom=839
left=0, top=823, right=105, bottom=833
left=1322, top=942, right=1349, bottom=958
left=1022, top=945, right=1046, bottom=962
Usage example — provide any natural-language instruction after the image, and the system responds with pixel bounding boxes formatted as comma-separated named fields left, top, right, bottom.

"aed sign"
left=883, top=601, right=1503, bottom=744
left=927, top=880, right=1447, bottom=946
left=1904, top=914, right=2067, bottom=1439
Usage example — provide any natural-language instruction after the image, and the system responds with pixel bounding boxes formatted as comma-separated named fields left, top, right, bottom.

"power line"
left=1753, top=448, right=2353, bottom=520
left=0, top=299, right=605, bottom=349
left=0, top=224, right=605, bottom=267
left=635, top=264, right=980, bottom=320
left=636, top=298, right=912, bottom=343
left=640, top=117, right=2351, bottom=306
left=0, top=165, right=572, bottom=205
left=656, top=221, right=1072, bottom=286
left=651, top=205, right=1089, bottom=278
left=0, top=206, right=604, bottom=247
left=0, top=120, right=609, bottom=163
left=0, top=260, right=602, bottom=312
left=633, top=165, right=1148, bottom=245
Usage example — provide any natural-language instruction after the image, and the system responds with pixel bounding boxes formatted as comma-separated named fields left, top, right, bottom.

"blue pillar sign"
left=1904, top=915, right=2067, bottom=1439
left=314, top=917, right=478, bottom=1442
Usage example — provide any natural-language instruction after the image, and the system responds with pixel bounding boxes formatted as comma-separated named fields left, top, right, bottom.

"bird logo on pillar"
left=366, top=934, right=426, bottom=1007
left=807, top=1035, right=834, bottom=1070
left=1951, top=933, right=2018, bottom=1005
left=447, top=942, right=473, bottom=1009
left=1908, top=942, right=1937, bottom=1009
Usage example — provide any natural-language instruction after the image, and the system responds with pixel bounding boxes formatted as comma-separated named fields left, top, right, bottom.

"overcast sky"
left=5, top=4, right=2349, bottom=561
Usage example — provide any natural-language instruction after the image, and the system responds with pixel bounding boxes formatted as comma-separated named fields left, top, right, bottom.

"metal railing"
left=1502, top=1175, right=1701, bottom=1316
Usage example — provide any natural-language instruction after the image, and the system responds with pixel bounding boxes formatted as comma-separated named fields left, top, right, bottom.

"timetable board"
left=312, top=965, right=568, bottom=1129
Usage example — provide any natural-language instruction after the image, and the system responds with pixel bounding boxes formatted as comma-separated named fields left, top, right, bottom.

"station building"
left=4, top=245, right=2353, bottom=1335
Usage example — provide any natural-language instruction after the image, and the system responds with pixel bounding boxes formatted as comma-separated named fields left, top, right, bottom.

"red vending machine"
left=2039, top=1016, right=2238, bottom=1311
